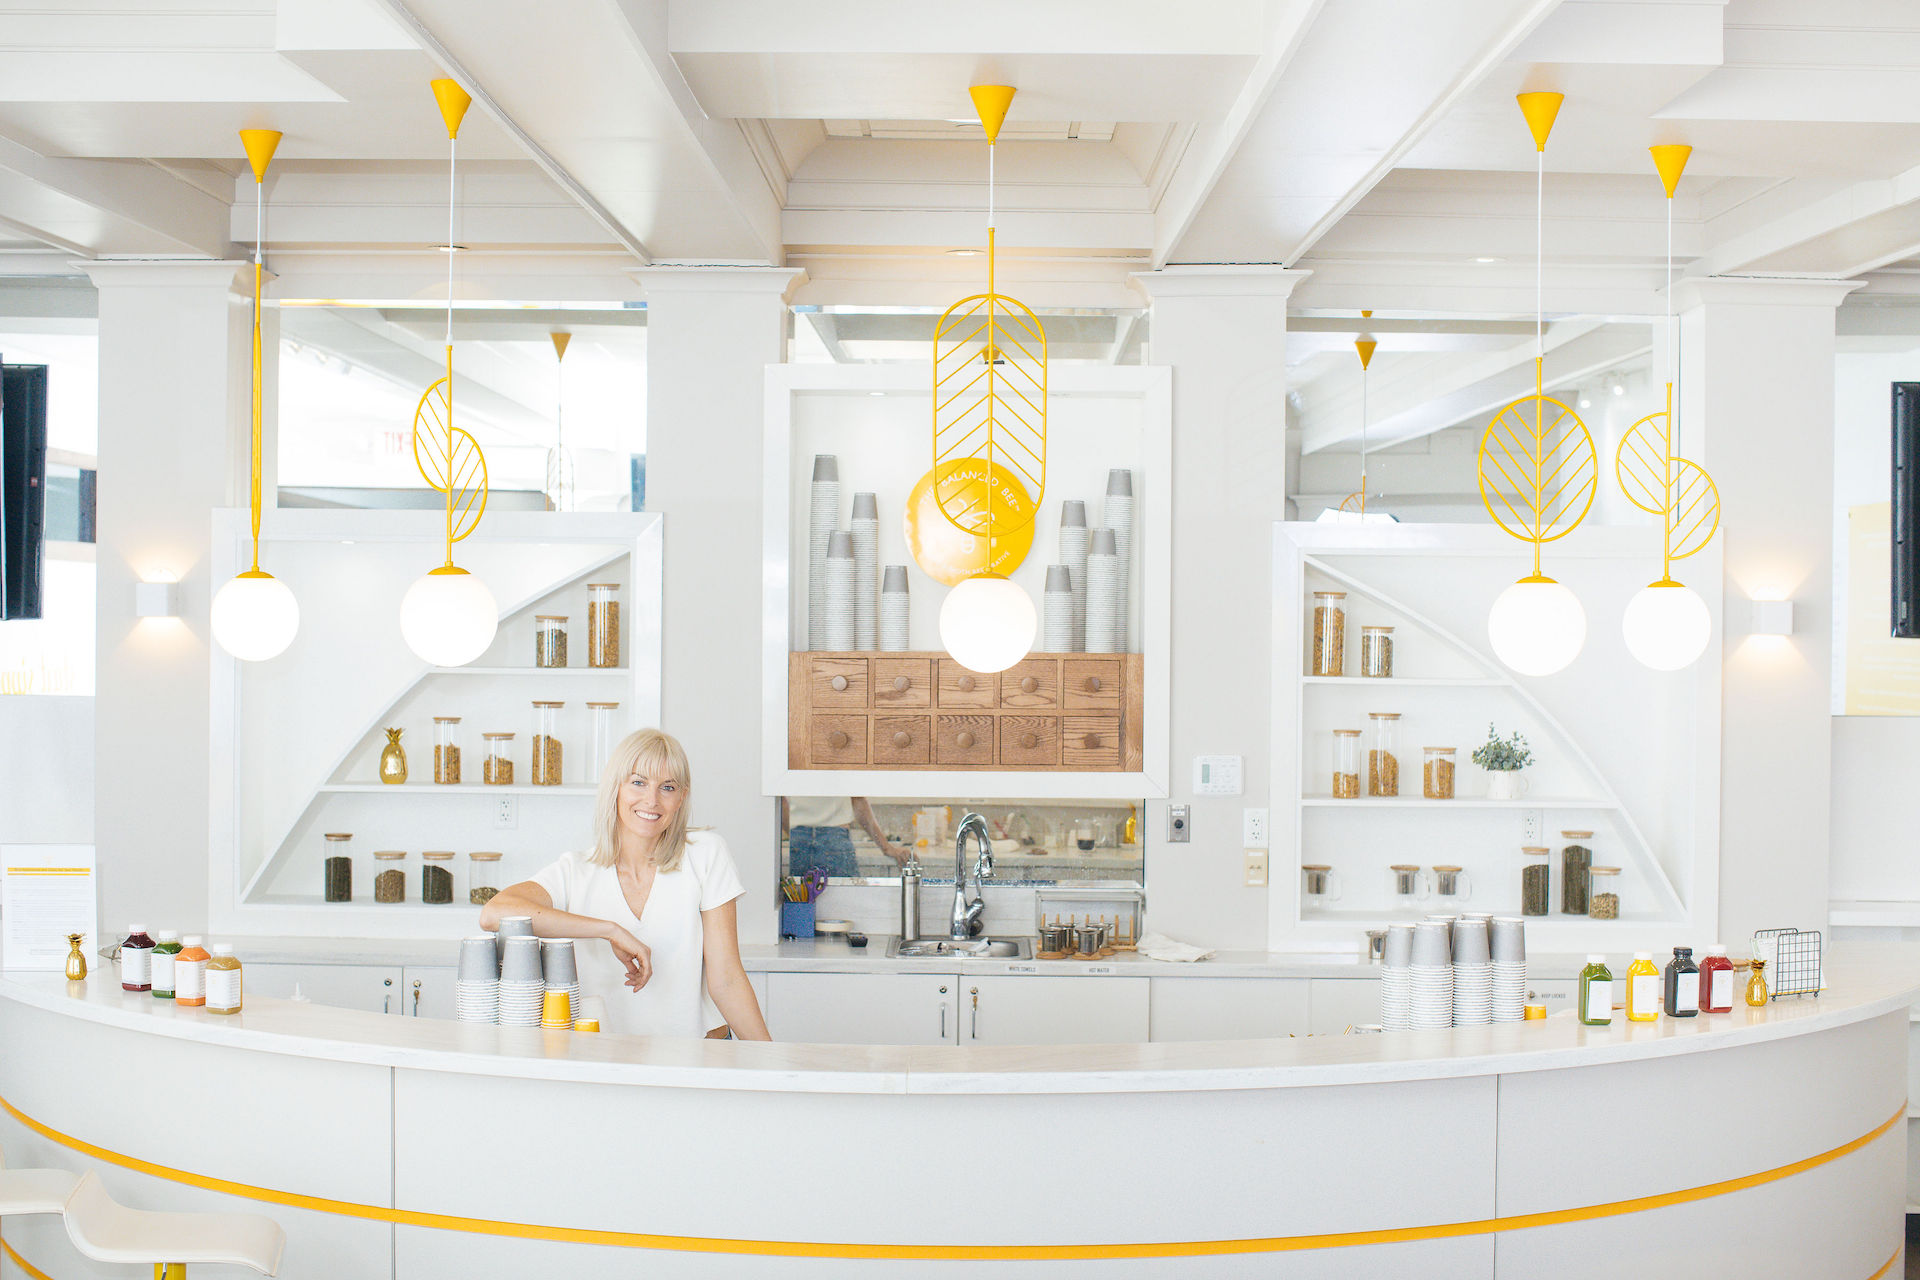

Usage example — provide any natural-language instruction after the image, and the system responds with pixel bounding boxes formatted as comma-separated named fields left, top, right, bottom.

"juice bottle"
left=174, top=936, right=210, bottom=1008
left=1577, top=955, right=1613, bottom=1025
left=1663, top=947, right=1699, bottom=1017
left=1698, top=944, right=1734, bottom=1013
left=1625, top=951, right=1660, bottom=1022
left=120, top=924, right=154, bottom=992
left=205, top=944, right=243, bottom=1016
left=150, top=930, right=182, bottom=1000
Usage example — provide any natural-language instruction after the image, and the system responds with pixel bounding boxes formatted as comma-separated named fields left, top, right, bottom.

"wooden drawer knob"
left=958, top=675, right=975, bottom=692
left=1083, top=733, right=1102, bottom=749
left=827, top=731, right=849, bottom=749
left=831, top=675, right=849, bottom=692
left=892, top=730, right=911, bottom=748
left=957, top=732, right=975, bottom=749
left=893, top=676, right=910, bottom=692
left=1084, top=676, right=1102, bottom=692
left=1020, top=676, right=1038, bottom=694
left=1021, top=732, right=1039, bottom=749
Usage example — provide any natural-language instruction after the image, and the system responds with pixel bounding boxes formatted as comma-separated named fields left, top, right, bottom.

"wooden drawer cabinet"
left=791, top=653, right=1141, bottom=772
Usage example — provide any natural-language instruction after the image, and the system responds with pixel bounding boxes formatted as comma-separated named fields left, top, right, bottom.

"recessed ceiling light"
left=1578, top=397, right=1592, bottom=409
left=434, top=244, right=468, bottom=253
left=1473, top=256, right=1502, bottom=264
left=947, top=248, right=982, bottom=257
left=1611, top=382, right=1626, bottom=396
left=869, top=391, right=884, bottom=397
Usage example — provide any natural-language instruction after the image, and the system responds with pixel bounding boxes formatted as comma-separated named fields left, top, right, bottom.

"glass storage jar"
left=433, top=716, right=463, bottom=784
left=468, top=851, right=502, bottom=907
left=421, top=851, right=455, bottom=904
left=534, top=614, right=569, bottom=668
left=323, top=832, right=353, bottom=903
left=373, top=850, right=407, bottom=904
left=482, top=732, right=516, bottom=785
left=1560, top=830, right=1595, bottom=915
left=531, top=701, right=564, bottom=786
left=1367, top=712, right=1400, bottom=796
left=1520, top=845, right=1550, bottom=916
left=1360, top=625, right=1393, bottom=678
left=1388, top=864, right=1430, bottom=909
left=586, top=701, right=620, bottom=783
left=1331, top=728, right=1361, bottom=798
left=1422, top=746, right=1456, bottom=799
left=1588, top=865, right=1621, bottom=919
left=587, top=583, right=621, bottom=668
left=1310, top=590, right=1347, bottom=676
left=1301, top=864, right=1342, bottom=904
left=1432, top=865, right=1472, bottom=902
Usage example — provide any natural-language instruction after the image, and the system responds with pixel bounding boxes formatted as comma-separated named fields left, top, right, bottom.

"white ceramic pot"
left=1486, top=770, right=1529, bottom=801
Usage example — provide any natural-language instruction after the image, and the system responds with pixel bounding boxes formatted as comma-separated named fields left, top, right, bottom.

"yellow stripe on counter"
left=0, top=1093, right=1903, bottom=1261
left=1870, top=1245, right=1901, bottom=1280
left=0, top=1229, right=58, bottom=1280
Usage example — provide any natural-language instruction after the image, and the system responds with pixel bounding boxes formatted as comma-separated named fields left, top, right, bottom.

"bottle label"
left=1712, top=970, right=1733, bottom=1009
left=151, top=952, right=176, bottom=995
left=1675, top=972, right=1700, bottom=1013
left=176, top=960, right=207, bottom=1003
left=122, top=946, right=151, bottom=987
left=1630, top=973, right=1659, bottom=1015
left=206, top=968, right=242, bottom=1012
left=1583, top=979, right=1611, bottom=1019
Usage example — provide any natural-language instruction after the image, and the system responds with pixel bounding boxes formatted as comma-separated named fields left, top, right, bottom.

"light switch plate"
left=1167, top=805, right=1191, bottom=843
left=1242, top=808, right=1269, bottom=848
left=1192, top=755, right=1243, bottom=795
left=1244, top=850, right=1268, bottom=887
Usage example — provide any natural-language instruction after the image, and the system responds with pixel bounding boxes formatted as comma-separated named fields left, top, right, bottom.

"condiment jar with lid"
left=1588, top=866, right=1621, bottom=919
left=1367, top=712, right=1400, bottom=797
left=1310, top=591, right=1347, bottom=676
left=1360, top=625, right=1393, bottom=678
left=323, top=832, right=353, bottom=903
left=373, top=850, right=407, bottom=904
left=1331, top=729, right=1362, bottom=798
left=531, top=701, right=564, bottom=786
left=120, top=924, right=155, bottom=992
left=482, top=732, right=516, bottom=785
left=1422, top=746, right=1456, bottom=799
left=468, top=852, right=502, bottom=907
left=421, top=851, right=455, bottom=905
left=586, top=701, right=621, bottom=783
left=1519, top=846, right=1550, bottom=916
left=534, top=614, right=570, bottom=668
left=206, top=944, right=243, bottom=1016
left=1560, top=830, right=1595, bottom=915
left=587, top=583, right=621, bottom=668
left=432, top=716, right=463, bottom=785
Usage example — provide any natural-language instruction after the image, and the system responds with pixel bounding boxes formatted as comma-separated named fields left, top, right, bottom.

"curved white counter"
left=1, top=946, right=1915, bottom=1279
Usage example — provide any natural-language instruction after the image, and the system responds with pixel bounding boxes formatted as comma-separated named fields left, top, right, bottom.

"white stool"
left=62, top=1170, right=284, bottom=1278
left=0, top=1144, right=80, bottom=1217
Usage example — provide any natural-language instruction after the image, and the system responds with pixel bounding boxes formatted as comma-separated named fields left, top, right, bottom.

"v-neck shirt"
left=529, top=831, right=745, bottom=1037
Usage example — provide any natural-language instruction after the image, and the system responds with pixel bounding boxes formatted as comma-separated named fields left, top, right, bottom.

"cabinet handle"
left=383, top=978, right=392, bottom=1016
left=1084, top=733, right=1101, bottom=749
left=956, top=731, right=975, bottom=749
left=1020, top=676, right=1037, bottom=694
left=893, top=731, right=911, bottom=748
left=1021, top=732, right=1038, bottom=749
left=1085, top=676, right=1102, bottom=692
left=970, top=986, right=980, bottom=1040
left=412, top=979, right=422, bottom=1017
left=957, top=675, right=975, bottom=692
left=939, top=986, right=949, bottom=1040
left=827, top=731, right=849, bottom=749
left=831, top=675, right=849, bottom=692
left=893, top=676, right=910, bottom=692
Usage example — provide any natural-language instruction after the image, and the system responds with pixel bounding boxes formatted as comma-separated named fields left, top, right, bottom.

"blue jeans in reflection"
left=788, top=825, right=859, bottom=879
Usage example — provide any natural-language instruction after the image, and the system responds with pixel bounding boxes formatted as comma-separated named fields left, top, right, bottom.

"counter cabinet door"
left=1149, top=977, right=1311, bottom=1041
left=962, top=976, right=1148, bottom=1045
left=244, top=963, right=406, bottom=1015
left=763, top=972, right=958, bottom=1045
left=402, top=966, right=457, bottom=1020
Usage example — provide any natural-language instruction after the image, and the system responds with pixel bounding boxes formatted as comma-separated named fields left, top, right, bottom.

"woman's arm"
left=701, top=899, right=770, bottom=1040
left=851, top=797, right=906, bottom=864
left=480, top=881, right=652, bottom=990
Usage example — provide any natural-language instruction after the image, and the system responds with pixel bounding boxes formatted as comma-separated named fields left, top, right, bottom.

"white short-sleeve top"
left=529, top=830, right=745, bottom=1037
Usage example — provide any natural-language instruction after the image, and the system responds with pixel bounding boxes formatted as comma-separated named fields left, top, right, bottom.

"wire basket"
left=1753, top=927, right=1823, bottom=999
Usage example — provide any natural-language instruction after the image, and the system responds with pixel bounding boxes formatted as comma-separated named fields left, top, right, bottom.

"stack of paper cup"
left=1085, top=529, right=1119, bottom=652
left=851, top=493, right=878, bottom=651
left=1380, top=924, right=1414, bottom=1031
left=1450, top=918, right=1493, bottom=1027
left=1104, top=470, right=1133, bottom=651
left=1059, top=501, right=1089, bottom=651
left=493, top=915, right=533, bottom=976
left=454, top=936, right=499, bottom=1024
left=498, top=936, right=545, bottom=1027
left=1490, top=917, right=1528, bottom=1022
left=879, top=565, right=910, bottom=651
left=1409, top=921, right=1454, bottom=1030
left=1042, top=566, right=1073, bottom=651
left=542, top=939, right=581, bottom=1025
left=808, top=455, right=839, bottom=650
left=824, top=532, right=854, bottom=651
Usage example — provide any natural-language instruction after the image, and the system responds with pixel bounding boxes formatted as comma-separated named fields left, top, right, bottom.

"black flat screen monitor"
left=0, top=361, right=47, bottom=621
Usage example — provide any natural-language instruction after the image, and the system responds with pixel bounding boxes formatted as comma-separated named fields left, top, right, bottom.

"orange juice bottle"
left=174, top=936, right=211, bottom=1008
left=1625, top=951, right=1660, bottom=1022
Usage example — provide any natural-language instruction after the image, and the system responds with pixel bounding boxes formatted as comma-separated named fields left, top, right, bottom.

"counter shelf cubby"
left=428, top=666, right=627, bottom=677
left=317, top=784, right=599, bottom=797
left=1298, top=796, right=1617, bottom=809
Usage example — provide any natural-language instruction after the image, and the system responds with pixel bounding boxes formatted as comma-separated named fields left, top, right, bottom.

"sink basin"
left=887, top=937, right=1031, bottom=960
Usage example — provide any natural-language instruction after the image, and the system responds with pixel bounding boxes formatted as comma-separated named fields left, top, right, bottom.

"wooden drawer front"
left=872, top=658, right=932, bottom=709
left=872, top=716, right=932, bottom=765
left=810, top=658, right=869, bottom=709
left=999, top=658, right=1059, bottom=710
left=1063, top=658, right=1123, bottom=711
left=935, top=715, right=995, bottom=765
left=1062, top=716, right=1122, bottom=768
left=998, top=716, right=1059, bottom=767
left=937, top=660, right=998, bottom=708
left=811, top=715, right=868, bottom=766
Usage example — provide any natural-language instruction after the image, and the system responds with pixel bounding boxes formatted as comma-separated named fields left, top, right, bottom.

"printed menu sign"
left=1, top=845, right=97, bottom=971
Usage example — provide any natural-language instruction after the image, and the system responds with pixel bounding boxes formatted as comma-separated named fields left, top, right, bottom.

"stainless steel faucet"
left=950, top=811, right=995, bottom=939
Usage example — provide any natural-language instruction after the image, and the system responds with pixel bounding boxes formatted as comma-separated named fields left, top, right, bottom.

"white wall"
left=0, top=695, right=92, bottom=843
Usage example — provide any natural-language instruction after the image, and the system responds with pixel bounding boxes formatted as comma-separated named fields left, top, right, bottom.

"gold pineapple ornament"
left=379, top=728, right=409, bottom=785
left=65, top=934, right=87, bottom=980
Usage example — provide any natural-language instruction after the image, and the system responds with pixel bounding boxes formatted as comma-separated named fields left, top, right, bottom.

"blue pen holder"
left=780, top=900, right=816, bottom=939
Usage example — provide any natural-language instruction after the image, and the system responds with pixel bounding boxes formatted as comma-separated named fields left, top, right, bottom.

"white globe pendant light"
left=1621, top=578, right=1711, bottom=671
left=1488, top=576, right=1587, bottom=677
left=211, top=128, right=300, bottom=663
left=401, top=567, right=498, bottom=668
left=939, top=574, right=1036, bottom=674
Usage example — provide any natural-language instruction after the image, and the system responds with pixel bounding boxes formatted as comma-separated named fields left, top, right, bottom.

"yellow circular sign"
left=902, top=459, right=1036, bottom=586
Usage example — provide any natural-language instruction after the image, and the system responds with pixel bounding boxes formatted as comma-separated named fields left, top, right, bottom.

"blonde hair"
left=590, top=728, right=693, bottom=872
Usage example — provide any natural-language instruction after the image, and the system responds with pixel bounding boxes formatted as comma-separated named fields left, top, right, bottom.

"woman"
left=781, top=795, right=907, bottom=879
left=479, top=728, right=770, bottom=1040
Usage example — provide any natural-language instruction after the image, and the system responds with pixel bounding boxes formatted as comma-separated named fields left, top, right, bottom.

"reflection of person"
left=480, top=729, right=770, bottom=1040
left=782, top=796, right=907, bottom=879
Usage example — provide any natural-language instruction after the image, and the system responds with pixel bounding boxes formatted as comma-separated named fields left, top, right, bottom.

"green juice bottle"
left=1578, top=954, right=1613, bottom=1025
left=150, top=930, right=182, bottom=1000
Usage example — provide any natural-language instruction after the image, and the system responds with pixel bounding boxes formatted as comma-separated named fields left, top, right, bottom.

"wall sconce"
left=134, top=581, right=179, bottom=618
left=1749, top=599, right=1794, bottom=637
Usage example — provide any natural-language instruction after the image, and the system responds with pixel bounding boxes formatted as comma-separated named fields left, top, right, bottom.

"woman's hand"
left=606, top=926, right=653, bottom=991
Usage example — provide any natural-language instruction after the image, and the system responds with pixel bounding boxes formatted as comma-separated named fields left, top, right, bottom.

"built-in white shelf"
left=318, top=784, right=596, bottom=797
left=1302, top=676, right=1507, bottom=688
left=1300, top=796, right=1617, bottom=809
left=1828, top=900, right=1920, bottom=928
left=1298, top=906, right=1663, bottom=927
left=248, top=894, right=479, bottom=913
left=429, top=666, right=626, bottom=677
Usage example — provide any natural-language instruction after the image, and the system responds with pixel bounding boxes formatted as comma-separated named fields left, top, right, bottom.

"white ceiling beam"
left=0, top=130, right=232, bottom=257
left=1700, top=162, right=1920, bottom=277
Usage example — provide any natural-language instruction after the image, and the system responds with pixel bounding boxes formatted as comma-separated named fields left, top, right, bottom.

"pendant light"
left=932, top=85, right=1046, bottom=674
left=399, top=78, right=498, bottom=668
left=1617, top=144, right=1720, bottom=671
left=1338, top=311, right=1380, bottom=518
left=544, top=331, right=574, bottom=512
left=1479, top=93, right=1599, bottom=677
left=211, top=128, right=301, bottom=663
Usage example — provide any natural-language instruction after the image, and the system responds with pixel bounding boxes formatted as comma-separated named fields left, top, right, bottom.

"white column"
left=639, top=267, right=804, bottom=946
left=1131, top=267, right=1305, bottom=950
left=1677, top=277, right=1860, bottom=943
left=81, top=260, right=252, bottom=934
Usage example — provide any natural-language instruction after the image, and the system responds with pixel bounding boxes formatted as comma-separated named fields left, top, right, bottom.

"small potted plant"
left=1471, top=724, right=1534, bottom=800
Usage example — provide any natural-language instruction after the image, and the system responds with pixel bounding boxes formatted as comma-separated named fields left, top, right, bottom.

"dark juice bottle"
left=120, top=924, right=155, bottom=992
left=1664, top=946, right=1699, bottom=1018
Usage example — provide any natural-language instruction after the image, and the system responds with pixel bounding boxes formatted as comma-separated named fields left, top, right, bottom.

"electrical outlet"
left=1520, top=808, right=1542, bottom=845
left=492, top=796, right=518, bottom=830
left=1244, top=850, right=1268, bottom=887
left=1242, top=807, right=1269, bottom=849
left=1167, top=805, right=1191, bottom=843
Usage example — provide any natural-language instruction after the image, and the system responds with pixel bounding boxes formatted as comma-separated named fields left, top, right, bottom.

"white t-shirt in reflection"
left=530, top=831, right=745, bottom=1038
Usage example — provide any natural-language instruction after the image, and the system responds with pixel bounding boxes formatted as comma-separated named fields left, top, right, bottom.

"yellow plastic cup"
left=573, top=1018, right=600, bottom=1033
left=1523, top=1004, right=1547, bottom=1021
left=541, top=989, right=572, bottom=1027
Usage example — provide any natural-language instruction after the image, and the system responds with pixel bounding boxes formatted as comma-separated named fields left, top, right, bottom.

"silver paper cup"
left=1451, top=918, right=1492, bottom=965
left=541, top=938, right=579, bottom=985
left=457, top=936, right=499, bottom=983
left=500, top=934, right=545, bottom=983
left=1488, top=917, right=1527, bottom=962
left=852, top=491, right=877, bottom=519
left=1410, top=921, right=1452, bottom=967
left=1383, top=923, right=1415, bottom=968
left=812, top=455, right=839, bottom=483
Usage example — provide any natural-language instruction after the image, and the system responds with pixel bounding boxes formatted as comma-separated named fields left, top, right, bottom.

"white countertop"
left=8, top=945, right=1917, bottom=1095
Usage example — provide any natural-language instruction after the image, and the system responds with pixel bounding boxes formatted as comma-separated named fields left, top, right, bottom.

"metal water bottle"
left=899, top=856, right=922, bottom=942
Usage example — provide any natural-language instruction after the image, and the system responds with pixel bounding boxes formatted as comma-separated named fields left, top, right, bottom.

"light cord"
left=249, top=173, right=264, bottom=571
left=1536, top=148, right=1544, bottom=359
left=442, top=131, right=456, bottom=567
